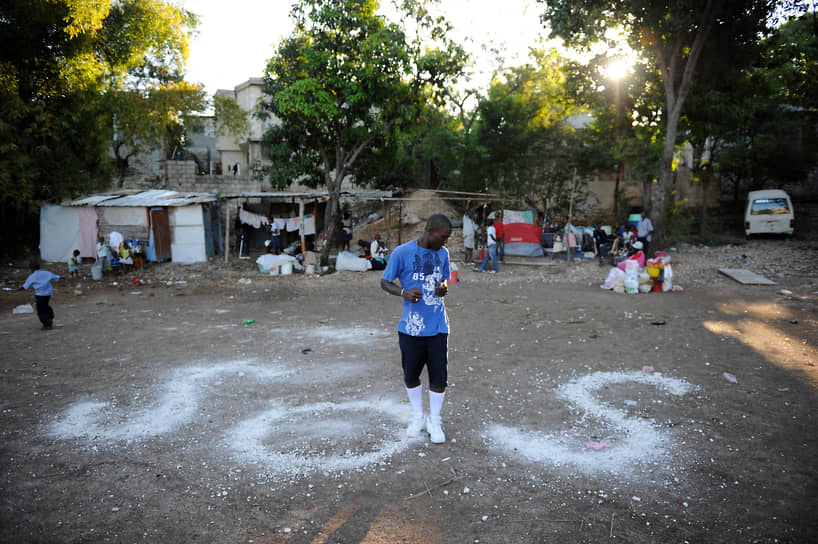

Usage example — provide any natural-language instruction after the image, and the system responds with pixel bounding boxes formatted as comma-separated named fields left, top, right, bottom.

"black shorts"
left=398, top=332, right=448, bottom=389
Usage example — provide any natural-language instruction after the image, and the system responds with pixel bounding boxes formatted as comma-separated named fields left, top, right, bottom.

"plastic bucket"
left=305, top=264, right=315, bottom=275
left=449, top=270, right=458, bottom=284
left=280, top=261, right=293, bottom=275
left=91, top=262, right=103, bottom=280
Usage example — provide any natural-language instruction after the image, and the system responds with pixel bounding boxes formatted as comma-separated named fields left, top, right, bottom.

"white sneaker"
left=426, top=415, right=446, bottom=444
left=407, top=413, right=426, bottom=438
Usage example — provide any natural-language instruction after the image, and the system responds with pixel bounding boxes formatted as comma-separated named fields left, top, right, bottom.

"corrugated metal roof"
left=221, top=190, right=393, bottom=200
left=64, top=194, right=121, bottom=206
left=221, top=191, right=330, bottom=199
left=64, top=190, right=217, bottom=207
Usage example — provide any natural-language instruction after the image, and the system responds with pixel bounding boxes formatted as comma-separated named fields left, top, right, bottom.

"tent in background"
left=501, top=209, right=543, bottom=257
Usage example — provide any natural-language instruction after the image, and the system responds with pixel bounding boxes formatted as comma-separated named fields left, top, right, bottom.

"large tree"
left=538, top=0, right=778, bottom=247
left=0, top=0, right=203, bottom=247
left=258, top=0, right=467, bottom=262
left=465, top=50, right=597, bottom=214
left=687, top=12, right=818, bottom=208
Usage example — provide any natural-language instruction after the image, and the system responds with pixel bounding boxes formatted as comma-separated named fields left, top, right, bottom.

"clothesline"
left=239, top=210, right=316, bottom=236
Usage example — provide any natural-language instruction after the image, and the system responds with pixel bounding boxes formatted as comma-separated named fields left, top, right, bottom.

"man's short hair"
left=29, top=257, right=41, bottom=270
left=426, top=214, right=452, bottom=231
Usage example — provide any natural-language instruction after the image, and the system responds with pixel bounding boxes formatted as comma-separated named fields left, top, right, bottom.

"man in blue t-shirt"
left=381, top=214, right=452, bottom=444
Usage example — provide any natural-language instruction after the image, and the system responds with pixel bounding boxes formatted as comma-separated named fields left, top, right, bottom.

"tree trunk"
left=650, top=131, right=677, bottom=250
left=114, top=141, right=129, bottom=188
left=320, top=173, right=343, bottom=265
left=648, top=2, right=714, bottom=250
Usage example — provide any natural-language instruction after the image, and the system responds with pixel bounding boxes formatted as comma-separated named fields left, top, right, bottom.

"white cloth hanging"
left=239, top=208, right=269, bottom=229
left=302, top=214, right=316, bottom=235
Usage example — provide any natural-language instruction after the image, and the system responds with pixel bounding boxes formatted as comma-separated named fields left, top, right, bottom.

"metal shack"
left=40, top=190, right=221, bottom=263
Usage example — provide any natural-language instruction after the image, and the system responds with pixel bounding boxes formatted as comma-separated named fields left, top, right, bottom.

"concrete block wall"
left=162, top=160, right=264, bottom=194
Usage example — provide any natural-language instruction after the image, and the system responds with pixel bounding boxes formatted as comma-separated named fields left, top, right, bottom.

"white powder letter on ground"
left=46, top=360, right=292, bottom=442
left=488, top=370, right=696, bottom=477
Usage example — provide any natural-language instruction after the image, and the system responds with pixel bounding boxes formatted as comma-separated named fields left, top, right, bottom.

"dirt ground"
left=2, top=238, right=817, bottom=543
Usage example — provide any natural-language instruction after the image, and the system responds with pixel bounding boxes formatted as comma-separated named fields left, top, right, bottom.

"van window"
left=751, top=198, right=790, bottom=215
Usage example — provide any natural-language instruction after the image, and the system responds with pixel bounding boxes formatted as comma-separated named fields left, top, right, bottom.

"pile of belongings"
left=601, top=251, right=673, bottom=294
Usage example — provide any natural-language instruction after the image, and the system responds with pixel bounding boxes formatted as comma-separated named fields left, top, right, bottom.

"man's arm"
left=381, top=278, right=421, bottom=303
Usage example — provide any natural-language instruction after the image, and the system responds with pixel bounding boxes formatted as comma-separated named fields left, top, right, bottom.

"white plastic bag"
left=662, top=264, right=673, bottom=292
left=256, top=254, right=296, bottom=274
left=13, top=304, right=34, bottom=314
left=335, top=251, right=372, bottom=272
left=602, top=267, right=626, bottom=290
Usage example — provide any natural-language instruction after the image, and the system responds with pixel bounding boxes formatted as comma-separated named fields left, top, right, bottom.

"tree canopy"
left=259, top=0, right=467, bottom=260
left=538, top=0, right=779, bottom=247
left=0, top=0, right=203, bottom=247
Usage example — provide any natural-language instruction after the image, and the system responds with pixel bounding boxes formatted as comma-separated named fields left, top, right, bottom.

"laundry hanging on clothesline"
left=285, top=217, right=300, bottom=232
left=302, top=214, right=316, bottom=235
left=239, top=208, right=270, bottom=229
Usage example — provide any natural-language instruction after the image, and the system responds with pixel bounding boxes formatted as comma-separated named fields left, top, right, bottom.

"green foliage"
left=538, top=0, right=778, bottom=249
left=678, top=12, right=818, bottom=203
left=454, top=49, right=599, bottom=215
left=761, top=13, right=818, bottom=109
left=213, top=93, right=250, bottom=146
left=660, top=193, right=696, bottom=244
left=0, top=0, right=203, bottom=242
left=109, top=80, right=206, bottom=185
left=259, top=0, right=467, bottom=257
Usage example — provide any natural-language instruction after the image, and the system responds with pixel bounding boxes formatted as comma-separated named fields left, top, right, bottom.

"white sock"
left=429, top=391, right=445, bottom=418
left=406, top=385, right=423, bottom=415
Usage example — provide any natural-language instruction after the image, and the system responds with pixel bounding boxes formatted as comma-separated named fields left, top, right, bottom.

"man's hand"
left=435, top=281, right=448, bottom=298
left=404, top=287, right=422, bottom=303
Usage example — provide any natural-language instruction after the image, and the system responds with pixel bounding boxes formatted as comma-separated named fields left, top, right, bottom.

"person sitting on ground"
left=370, top=233, right=388, bottom=259
left=67, top=249, right=81, bottom=278
left=357, top=239, right=371, bottom=258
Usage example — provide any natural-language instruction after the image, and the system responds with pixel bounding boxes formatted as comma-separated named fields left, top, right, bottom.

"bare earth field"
left=1, top=239, right=817, bottom=543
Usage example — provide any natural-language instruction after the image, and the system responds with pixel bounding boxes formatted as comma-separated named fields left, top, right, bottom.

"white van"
left=744, top=190, right=795, bottom=236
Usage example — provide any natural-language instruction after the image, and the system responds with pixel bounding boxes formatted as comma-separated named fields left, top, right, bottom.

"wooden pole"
left=382, top=198, right=391, bottom=249
left=298, top=199, right=306, bottom=255
left=224, top=200, right=230, bottom=263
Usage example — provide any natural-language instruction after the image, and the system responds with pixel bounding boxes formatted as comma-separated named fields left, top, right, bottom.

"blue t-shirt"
left=23, top=270, right=60, bottom=296
left=382, top=240, right=450, bottom=337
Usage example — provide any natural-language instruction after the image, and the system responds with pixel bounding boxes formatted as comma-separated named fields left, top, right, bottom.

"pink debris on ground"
left=642, top=365, right=655, bottom=374
left=778, top=387, right=790, bottom=392
left=586, top=441, right=611, bottom=451
left=723, top=372, right=738, bottom=384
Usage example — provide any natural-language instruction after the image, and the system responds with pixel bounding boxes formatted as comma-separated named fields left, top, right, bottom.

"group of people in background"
left=463, top=208, right=505, bottom=274
left=593, top=211, right=654, bottom=264
left=463, top=205, right=655, bottom=267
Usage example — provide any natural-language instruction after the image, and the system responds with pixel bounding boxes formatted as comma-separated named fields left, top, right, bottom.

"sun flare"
left=606, top=58, right=630, bottom=81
